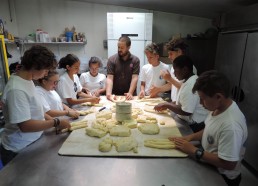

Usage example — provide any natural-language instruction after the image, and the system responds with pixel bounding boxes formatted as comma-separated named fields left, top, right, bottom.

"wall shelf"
left=23, top=41, right=87, bottom=45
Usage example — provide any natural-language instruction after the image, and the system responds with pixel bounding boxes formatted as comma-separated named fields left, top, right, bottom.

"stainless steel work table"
left=0, top=114, right=227, bottom=186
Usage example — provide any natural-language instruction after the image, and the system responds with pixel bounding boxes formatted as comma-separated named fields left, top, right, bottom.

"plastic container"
left=115, top=102, right=132, bottom=121
left=65, top=32, right=73, bottom=42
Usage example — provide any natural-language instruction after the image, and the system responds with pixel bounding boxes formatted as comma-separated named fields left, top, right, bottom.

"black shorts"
left=0, top=144, right=18, bottom=166
left=189, top=121, right=205, bottom=133
left=221, top=173, right=242, bottom=186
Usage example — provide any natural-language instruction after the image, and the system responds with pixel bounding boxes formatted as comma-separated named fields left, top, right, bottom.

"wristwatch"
left=195, top=148, right=204, bottom=161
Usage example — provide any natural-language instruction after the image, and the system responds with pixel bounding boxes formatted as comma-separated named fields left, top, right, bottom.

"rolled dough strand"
left=146, top=139, right=171, bottom=142
left=71, top=120, right=88, bottom=126
left=60, top=120, right=88, bottom=133
left=144, top=142, right=175, bottom=149
left=70, top=123, right=88, bottom=131
left=144, top=139, right=175, bottom=149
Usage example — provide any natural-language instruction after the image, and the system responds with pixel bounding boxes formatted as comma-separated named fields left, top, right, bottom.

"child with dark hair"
left=79, top=56, right=106, bottom=97
left=154, top=55, right=208, bottom=133
left=56, top=54, right=100, bottom=106
left=0, top=45, right=71, bottom=165
left=159, top=38, right=198, bottom=102
left=171, top=70, right=247, bottom=186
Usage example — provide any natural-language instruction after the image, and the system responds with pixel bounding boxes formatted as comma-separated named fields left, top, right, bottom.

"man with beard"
left=106, top=36, right=140, bottom=100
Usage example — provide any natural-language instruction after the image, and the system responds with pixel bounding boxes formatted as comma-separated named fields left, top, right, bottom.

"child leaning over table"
left=170, top=70, right=248, bottom=186
left=56, top=54, right=100, bottom=106
left=36, top=70, right=80, bottom=119
left=0, top=45, right=71, bottom=166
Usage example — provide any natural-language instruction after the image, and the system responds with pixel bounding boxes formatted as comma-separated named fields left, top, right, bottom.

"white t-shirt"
left=1, top=75, right=44, bottom=152
left=140, top=62, right=170, bottom=96
left=170, top=65, right=197, bottom=102
left=36, top=86, right=63, bottom=112
left=79, top=72, right=106, bottom=94
left=56, top=72, right=82, bottom=104
left=176, top=75, right=208, bottom=124
left=170, top=67, right=180, bottom=102
left=202, top=102, right=248, bottom=179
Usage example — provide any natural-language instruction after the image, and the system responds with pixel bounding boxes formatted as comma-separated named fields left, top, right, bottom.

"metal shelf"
left=23, top=41, right=87, bottom=45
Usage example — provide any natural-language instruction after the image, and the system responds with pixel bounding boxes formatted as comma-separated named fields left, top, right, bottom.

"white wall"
left=1, top=0, right=212, bottom=71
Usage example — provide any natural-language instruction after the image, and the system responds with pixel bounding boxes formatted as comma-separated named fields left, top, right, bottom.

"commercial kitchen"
left=0, top=0, right=258, bottom=185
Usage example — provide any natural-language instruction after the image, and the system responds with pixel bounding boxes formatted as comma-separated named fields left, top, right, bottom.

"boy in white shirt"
left=154, top=55, right=208, bottom=132
left=171, top=70, right=248, bottom=186
left=159, top=38, right=198, bottom=102
left=138, top=43, right=170, bottom=98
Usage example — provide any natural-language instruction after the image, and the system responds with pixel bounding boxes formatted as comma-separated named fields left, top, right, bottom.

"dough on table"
left=113, top=137, right=138, bottom=153
left=85, top=127, right=107, bottom=138
left=110, top=126, right=131, bottom=137
left=105, top=119, right=118, bottom=130
left=92, top=122, right=109, bottom=133
left=145, top=101, right=166, bottom=106
left=138, top=123, right=160, bottom=135
left=61, top=120, right=88, bottom=132
left=136, top=115, right=157, bottom=124
left=144, top=139, right=175, bottom=149
left=136, top=115, right=147, bottom=123
left=159, top=120, right=166, bottom=125
left=136, top=97, right=163, bottom=103
left=96, top=110, right=113, bottom=120
left=132, top=108, right=144, bottom=114
left=122, top=119, right=138, bottom=129
left=95, top=118, right=107, bottom=125
left=110, top=95, right=126, bottom=102
left=69, top=120, right=88, bottom=131
left=81, top=102, right=104, bottom=107
left=144, top=105, right=169, bottom=114
left=145, top=115, right=157, bottom=121
left=78, top=108, right=95, bottom=116
left=99, top=137, right=113, bottom=152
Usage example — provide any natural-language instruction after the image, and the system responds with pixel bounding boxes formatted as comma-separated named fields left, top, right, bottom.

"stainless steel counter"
left=0, top=115, right=226, bottom=186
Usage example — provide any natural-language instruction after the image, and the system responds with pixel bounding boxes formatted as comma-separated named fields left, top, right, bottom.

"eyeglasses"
left=74, top=82, right=78, bottom=92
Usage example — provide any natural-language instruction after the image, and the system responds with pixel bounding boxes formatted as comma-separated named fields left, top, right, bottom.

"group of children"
left=0, top=37, right=248, bottom=186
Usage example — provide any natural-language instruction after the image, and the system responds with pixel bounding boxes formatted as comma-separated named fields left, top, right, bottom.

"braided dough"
left=99, top=137, right=113, bottom=152
left=138, top=123, right=160, bottom=135
left=110, top=126, right=131, bottom=137
left=85, top=127, right=107, bottom=138
left=78, top=108, right=95, bottom=116
left=81, top=102, right=104, bottom=107
left=113, top=137, right=138, bottom=153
